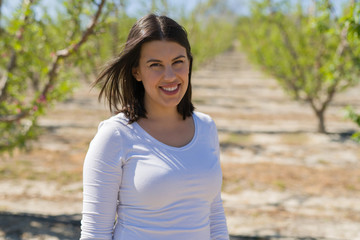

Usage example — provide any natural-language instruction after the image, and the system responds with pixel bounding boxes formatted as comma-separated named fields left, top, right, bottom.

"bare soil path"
left=1, top=49, right=360, bottom=240
left=193, top=50, right=360, bottom=240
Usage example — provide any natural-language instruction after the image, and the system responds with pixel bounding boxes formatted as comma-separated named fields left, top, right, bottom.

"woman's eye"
left=173, top=60, right=184, bottom=65
left=150, top=63, right=162, bottom=68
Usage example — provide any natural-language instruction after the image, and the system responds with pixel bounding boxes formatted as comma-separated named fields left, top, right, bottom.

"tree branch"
left=0, top=111, right=29, bottom=122
left=41, top=0, right=106, bottom=97
left=270, top=18, right=303, bottom=97
left=0, top=0, right=34, bottom=102
left=336, top=23, right=350, bottom=57
left=315, top=19, right=352, bottom=116
left=0, top=0, right=106, bottom=123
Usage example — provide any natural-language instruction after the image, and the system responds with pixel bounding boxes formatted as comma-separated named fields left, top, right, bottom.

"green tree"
left=75, top=1, right=136, bottom=80
left=237, top=0, right=360, bottom=133
left=0, top=0, right=106, bottom=152
left=346, top=106, right=360, bottom=142
left=0, top=0, right=237, bottom=153
left=181, top=0, right=237, bottom=68
left=344, top=0, right=360, bottom=142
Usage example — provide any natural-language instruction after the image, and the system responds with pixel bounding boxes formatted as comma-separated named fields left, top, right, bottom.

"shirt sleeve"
left=210, top=192, right=229, bottom=240
left=210, top=118, right=229, bottom=240
left=80, top=121, right=124, bottom=240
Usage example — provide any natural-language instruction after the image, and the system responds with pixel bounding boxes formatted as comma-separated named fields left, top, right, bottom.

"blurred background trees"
left=0, top=0, right=107, bottom=152
left=344, top=0, right=360, bottom=142
left=0, top=0, right=236, bottom=152
left=237, top=0, right=360, bottom=133
left=0, top=0, right=359, bottom=152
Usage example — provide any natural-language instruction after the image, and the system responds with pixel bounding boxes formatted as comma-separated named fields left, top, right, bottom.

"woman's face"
left=133, top=40, right=190, bottom=113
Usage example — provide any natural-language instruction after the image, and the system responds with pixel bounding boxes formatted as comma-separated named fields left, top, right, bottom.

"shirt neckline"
left=133, top=113, right=198, bottom=151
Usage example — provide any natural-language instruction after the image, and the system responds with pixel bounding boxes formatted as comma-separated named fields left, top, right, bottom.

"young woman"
left=80, top=14, right=229, bottom=240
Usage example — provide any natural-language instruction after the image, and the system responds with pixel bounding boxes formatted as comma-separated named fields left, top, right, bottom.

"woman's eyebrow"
left=146, top=55, right=186, bottom=63
left=173, top=55, right=186, bottom=61
left=146, top=59, right=161, bottom=63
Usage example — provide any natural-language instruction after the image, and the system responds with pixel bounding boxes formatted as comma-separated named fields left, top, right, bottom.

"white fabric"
left=80, top=111, right=229, bottom=240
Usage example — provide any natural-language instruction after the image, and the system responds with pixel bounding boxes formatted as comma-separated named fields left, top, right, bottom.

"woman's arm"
left=80, top=121, right=123, bottom=240
left=210, top=192, right=229, bottom=240
left=209, top=119, right=229, bottom=240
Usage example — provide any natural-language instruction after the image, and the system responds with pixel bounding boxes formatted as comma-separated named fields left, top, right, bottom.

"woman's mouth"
left=162, top=85, right=178, bottom=91
left=160, top=84, right=180, bottom=94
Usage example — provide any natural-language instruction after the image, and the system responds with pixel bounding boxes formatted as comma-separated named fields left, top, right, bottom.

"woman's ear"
left=132, top=68, right=141, bottom=81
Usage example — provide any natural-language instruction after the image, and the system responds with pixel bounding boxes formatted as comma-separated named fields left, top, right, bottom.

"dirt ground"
left=1, top=50, right=360, bottom=240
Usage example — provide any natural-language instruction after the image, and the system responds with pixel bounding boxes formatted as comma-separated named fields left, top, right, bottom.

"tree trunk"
left=315, top=108, right=326, bottom=133
left=308, top=98, right=327, bottom=133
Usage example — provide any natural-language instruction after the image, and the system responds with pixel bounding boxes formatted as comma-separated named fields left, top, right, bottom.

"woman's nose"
left=164, top=65, right=176, bottom=80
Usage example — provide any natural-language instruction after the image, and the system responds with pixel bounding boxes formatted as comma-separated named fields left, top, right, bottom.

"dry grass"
left=279, top=133, right=309, bottom=145
left=220, top=133, right=252, bottom=146
left=221, top=162, right=360, bottom=197
left=0, top=149, right=84, bottom=185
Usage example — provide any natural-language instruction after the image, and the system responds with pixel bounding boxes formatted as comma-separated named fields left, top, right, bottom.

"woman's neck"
left=144, top=103, right=182, bottom=123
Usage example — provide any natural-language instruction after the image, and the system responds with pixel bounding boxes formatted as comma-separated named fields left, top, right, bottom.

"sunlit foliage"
left=237, top=0, right=360, bottom=133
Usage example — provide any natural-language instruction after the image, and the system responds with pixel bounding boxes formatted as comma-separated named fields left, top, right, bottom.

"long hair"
left=94, top=14, right=194, bottom=123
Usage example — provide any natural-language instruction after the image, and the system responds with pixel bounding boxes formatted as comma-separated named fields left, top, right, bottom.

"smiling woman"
left=132, top=40, right=193, bottom=148
left=80, top=14, right=229, bottom=240
left=132, top=41, right=190, bottom=116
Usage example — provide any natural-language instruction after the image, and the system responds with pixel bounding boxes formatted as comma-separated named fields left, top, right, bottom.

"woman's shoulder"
left=193, top=111, right=215, bottom=125
left=103, top=112, right=130, bottom=126
left=96, top=112, right=133, bottom=135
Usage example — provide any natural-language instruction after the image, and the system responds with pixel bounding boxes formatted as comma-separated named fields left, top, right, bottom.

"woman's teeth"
left=162, top=85, right=178, bottom=91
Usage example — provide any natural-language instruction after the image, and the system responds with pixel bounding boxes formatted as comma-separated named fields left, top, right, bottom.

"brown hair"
left=94, top=14, right=194, bottom=123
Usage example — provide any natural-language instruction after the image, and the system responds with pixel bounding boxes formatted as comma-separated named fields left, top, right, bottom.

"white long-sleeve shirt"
left=80, top=111, right=229, bottom=240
